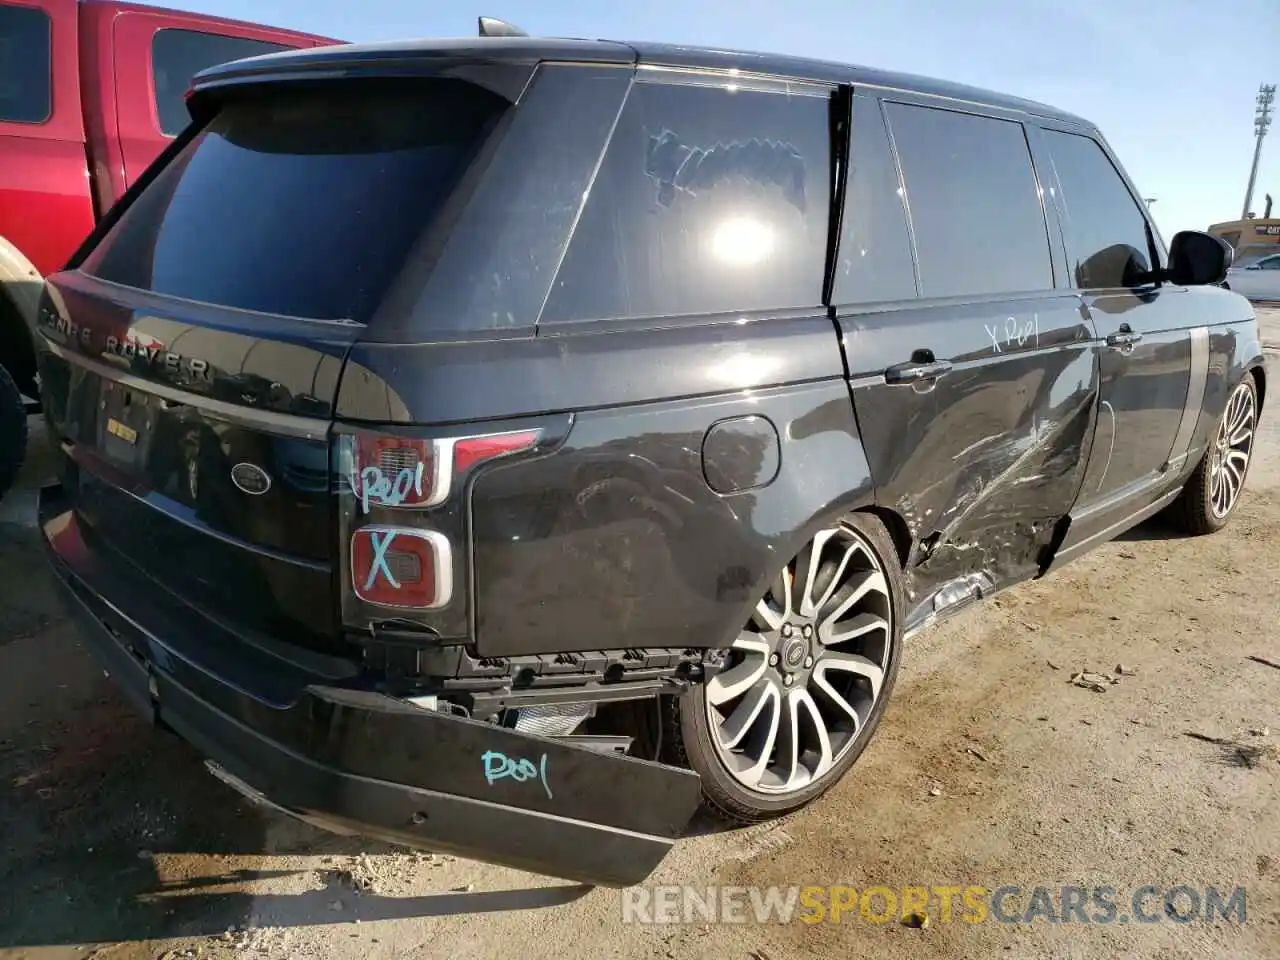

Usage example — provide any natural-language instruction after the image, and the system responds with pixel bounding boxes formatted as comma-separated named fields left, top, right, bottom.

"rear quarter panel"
left=340, top=316, right=876, bottom=655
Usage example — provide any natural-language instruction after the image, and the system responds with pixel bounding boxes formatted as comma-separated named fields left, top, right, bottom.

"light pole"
left=1242, top=84, right=1275, bottom=219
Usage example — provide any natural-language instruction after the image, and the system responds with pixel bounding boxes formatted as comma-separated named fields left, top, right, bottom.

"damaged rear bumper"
left=38, top=484, right=702, bottom=887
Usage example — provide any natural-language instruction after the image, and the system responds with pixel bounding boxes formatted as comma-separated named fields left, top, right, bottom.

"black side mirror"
left=1166, top=231, right=1233, bottom=286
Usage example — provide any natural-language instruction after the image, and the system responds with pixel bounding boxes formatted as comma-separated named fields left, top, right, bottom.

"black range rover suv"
left=34, top=28, right=1265, bottom=887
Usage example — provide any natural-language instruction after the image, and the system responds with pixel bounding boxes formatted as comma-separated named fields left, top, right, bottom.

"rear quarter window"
left=152, top=29, right=290, bottom=136
left=0, top=2, right=51, bottom=124
left=82, top=79, right=508, bottom=324
left=541, top=76, right=833, bottom=324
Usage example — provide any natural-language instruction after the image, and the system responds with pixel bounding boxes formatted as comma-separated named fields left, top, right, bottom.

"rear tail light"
left=346, top=428, right=542, bottom=611
left=350, top=429, right=540, bottom=512
left=352, top=436, right=441, bottom=510
left=351, top=526, right=451, bottom=609
left=452, top=430, right=542, bottom=474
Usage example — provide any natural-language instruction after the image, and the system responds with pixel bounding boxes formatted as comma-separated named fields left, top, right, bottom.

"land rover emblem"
left=230, top=463, right=272, bottom=496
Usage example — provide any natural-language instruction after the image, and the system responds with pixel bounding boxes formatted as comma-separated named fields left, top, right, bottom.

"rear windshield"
left=82, top=79, right=507, bottom=324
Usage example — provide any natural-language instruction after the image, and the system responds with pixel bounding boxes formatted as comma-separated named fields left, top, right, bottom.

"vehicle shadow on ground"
left=1111, top=501, right=1202, bottom=543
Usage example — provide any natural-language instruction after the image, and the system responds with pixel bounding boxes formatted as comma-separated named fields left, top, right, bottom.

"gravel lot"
left=2, top=309, right=1278, bottom=960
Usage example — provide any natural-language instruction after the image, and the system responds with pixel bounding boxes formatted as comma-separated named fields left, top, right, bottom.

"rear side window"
left=832, top=96, right=917, bottom=305
left=1042, top=130, right=1154, bottom=289
left=541, top=78, right=832, bottom=324
left=0, top=3, right=51, bottom=124
left=152, top=29, right=289, bottom=136
left=82, top=79, right=507, bottom=323
left=885, top=103, right=1053, bottom=298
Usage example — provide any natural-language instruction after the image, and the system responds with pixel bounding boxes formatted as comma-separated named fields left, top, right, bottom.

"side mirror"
left=1166, top=231, right=1232, bottom=286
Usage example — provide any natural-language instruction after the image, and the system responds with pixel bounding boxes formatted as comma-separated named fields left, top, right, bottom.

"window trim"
left=825, top=93, right=921, bottom=310
left=822, top=84, right=852, bottom=307
left=0, top=2, right=53, bottom=126
left=1034, top=120, right=1167, bottom=292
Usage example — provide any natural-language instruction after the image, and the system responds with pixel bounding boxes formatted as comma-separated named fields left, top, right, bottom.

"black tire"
left=1171, top=374, right=1258, bottom=535
left=668, top=511, right=905, bottom=824
left=0, top=362, right=28, bottom=503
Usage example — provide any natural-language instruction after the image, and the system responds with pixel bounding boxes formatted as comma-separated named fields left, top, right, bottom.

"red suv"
left=0, top=0, right=337, bottom=499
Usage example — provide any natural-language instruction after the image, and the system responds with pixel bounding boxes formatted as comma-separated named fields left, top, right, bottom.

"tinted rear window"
left=152, top=29, right=290, bottom=136
left=82, top=80, right=507, bottom=323
left=0, top=3, right=51, bottom=124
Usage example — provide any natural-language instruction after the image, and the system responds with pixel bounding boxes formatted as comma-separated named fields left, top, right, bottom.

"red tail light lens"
left=350, top=526, right=451, bottom=609
left=350, top=430, right=541, bottom=512
left=352, top=437, right=442, bottom=510
left=346, top=427, right=542, bottom=611
left=452, top=430, right=541, bottom=474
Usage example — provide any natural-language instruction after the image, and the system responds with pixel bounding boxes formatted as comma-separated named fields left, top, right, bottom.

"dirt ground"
left=2, top=309, right=1279, bottom=960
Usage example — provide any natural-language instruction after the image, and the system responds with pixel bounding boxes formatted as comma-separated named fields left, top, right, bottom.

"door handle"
left=1105, top=331, right=1143, bottom=348
left=884, top=358, right=953, bottom=384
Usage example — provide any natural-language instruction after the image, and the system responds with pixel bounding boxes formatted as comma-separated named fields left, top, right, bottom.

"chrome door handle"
left=1105, top=331, right=1143, bottom=348
left=884, top=359, right=954, bottom=384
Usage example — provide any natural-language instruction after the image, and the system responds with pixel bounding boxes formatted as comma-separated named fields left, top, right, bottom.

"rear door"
left=1036, top=124, right=1198, bottom=549
left=835, top=94, right=1099, bottom=626
left=37, top=76, right=511, bottom=654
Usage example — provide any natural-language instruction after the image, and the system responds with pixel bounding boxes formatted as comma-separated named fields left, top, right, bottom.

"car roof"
left=191, top=35, right=1090, bottom=127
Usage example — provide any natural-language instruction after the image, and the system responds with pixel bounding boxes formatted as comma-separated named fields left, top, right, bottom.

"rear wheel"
left=671, top=513, right=903, bottom=823
left=0, top=363, right=28, bottom=503
left=1172, top=375, right=1257, bottom=535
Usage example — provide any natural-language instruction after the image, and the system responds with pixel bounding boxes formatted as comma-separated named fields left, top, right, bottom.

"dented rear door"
left=834, top=94, right=1099, bottom=625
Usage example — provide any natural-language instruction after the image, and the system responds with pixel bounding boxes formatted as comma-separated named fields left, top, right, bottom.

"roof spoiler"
left=478, top=16, right=529, bottom=37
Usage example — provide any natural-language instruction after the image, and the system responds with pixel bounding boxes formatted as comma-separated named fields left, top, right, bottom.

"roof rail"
left=478, top=16, right=528, bottom=38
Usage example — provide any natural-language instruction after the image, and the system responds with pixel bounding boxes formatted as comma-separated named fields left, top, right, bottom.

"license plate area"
left=98, top=383, right=156, bottom=469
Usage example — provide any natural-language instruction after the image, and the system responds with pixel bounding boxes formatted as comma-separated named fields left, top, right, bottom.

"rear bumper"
left=38, top=484, right=701, bottom=887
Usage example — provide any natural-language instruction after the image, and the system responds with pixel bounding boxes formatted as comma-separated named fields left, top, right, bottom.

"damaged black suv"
left=35, top=24, right=1265, bottom=887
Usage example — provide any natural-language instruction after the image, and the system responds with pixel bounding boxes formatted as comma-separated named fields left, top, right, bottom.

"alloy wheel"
left=1208, top=381, right=1256, bottom=519
left=704, top=523, right=893, bottom=794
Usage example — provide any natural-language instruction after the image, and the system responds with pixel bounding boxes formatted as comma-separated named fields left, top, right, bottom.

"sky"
left=154, top=0, right=1278, bottom=240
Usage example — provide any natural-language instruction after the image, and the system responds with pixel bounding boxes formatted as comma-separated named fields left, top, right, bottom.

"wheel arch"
left=712, top=493, right=909, bottom=649
left=1249, top=362, right=1266, bottom=416
left=858, top=505, right=913, bottom=570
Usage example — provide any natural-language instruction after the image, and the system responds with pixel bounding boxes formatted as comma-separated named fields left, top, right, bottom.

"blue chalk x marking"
left=365, top=529, right=401, bottom=590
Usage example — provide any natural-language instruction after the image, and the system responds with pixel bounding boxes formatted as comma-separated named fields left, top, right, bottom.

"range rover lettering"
left=34, top=21, right=1265, bottom=887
